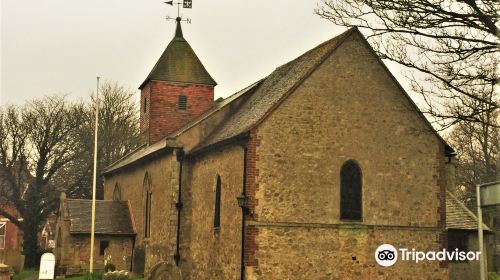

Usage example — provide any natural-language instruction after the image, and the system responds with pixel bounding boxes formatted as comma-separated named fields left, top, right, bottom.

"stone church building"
left=102, top=18, right=458, bottom=279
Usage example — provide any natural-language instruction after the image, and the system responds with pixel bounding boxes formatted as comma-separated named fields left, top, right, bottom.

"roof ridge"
left=105, top=143, right=148, bottom=172
left=243, top=27, right=356, bottom=132
left=190, top=28, right=358, bottom=153
left=275, top=27, right=356, bottom=72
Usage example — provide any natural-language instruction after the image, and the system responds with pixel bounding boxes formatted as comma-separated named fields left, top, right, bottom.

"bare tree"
left=447, top=109, right=499, bottom=208
left=315, top=0, right=499, bottom=129
left=61, top=81, right=140, bottom=199
left=0, top=82, right=139, bottom=267
left=0, top=96, right=78, bottom=267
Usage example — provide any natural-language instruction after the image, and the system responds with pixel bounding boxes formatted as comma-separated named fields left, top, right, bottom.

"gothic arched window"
left=143, top=173, right=152, bottom=238
left=214, top=175, right=221, bottom=229
left=340, top=160, right=362, bottom=221
left=113, top=183, right=122, bottom=201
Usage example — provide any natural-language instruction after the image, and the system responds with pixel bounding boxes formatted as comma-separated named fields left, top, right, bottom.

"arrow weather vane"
left=165, top=0, right=192, bottom=24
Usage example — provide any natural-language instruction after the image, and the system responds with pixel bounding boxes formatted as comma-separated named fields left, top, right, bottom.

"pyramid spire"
left=139, top=19, right=216, bottom=89
left=175, top=17, right=183, bottom=38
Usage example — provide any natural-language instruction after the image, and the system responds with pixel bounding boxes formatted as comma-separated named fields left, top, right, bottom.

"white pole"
left=476, top=184, right=485, bottom=280
left=90, top=76, right=100, bottom=273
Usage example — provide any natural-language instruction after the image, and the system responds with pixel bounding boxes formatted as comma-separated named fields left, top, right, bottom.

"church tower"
left=139, top=17, right=216, bottom=145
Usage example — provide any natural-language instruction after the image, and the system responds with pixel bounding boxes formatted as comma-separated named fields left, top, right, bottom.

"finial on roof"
left=175, top=17, right=183, bottom=38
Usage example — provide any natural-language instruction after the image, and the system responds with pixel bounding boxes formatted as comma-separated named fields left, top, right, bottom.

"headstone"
left=131, top=247, right=145, bottom=275
left=148, top=262, right=182, bottom=280
left=39, top=253, right=56, bottom=280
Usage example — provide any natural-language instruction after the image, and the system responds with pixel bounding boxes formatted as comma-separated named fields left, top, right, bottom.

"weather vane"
left=165, top=0, right=192, bottom=24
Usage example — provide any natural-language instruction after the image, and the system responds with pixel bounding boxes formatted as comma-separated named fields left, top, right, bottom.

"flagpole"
left=476, top=184, right=484, bottom=280
left=90, top=76, right=100, bottom=273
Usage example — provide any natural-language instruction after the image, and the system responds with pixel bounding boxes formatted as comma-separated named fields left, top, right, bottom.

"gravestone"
left=131, top=247, right=145, bottom=275
left=39, top=253, right=56, bottom=280
left=148, top=262, right=182, bottom=280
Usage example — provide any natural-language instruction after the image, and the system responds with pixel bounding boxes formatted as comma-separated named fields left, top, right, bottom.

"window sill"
left=339, top=219, right=363, bottom=224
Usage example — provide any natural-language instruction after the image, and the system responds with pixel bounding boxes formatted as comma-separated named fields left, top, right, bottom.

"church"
left=98, top=17, right=457, bottom=279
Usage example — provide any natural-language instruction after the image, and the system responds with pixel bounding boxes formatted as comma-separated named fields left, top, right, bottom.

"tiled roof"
left=66, top=199, right=135, bottom=235
left=139, top=20, right=216, bottom=88
left=446, top=191, right=491, bottom=231
left=193, top=28, right=356, bottom=151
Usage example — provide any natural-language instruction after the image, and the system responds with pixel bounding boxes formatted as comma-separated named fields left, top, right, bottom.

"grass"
left=66, top=272, right=102, bottom=280
left=12, top=269, right=38, bottom=280
left=489, top=272, right=500, bottom=280
left=65, top=274, right=144, bottom=280
left=66, top=276, right=85, bottom=280
left=13, top=270, right=145, bottom=280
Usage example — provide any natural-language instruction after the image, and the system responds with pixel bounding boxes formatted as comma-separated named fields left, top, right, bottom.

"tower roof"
left=139, top=18, right=217, bottom=89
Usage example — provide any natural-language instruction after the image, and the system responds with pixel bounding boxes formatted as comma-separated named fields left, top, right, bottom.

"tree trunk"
left=23, top=215, right=40, bottom=268
left=23, top=191, right=42, bottom=268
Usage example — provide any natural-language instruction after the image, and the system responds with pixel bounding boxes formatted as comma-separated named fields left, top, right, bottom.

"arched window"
left=113, top=183, right=122, bottom=201
left=143, top=173, right=152, bottom=238
left=214, top=175, right=221, bottom=229
left=340, top=160, right=362, bottom=221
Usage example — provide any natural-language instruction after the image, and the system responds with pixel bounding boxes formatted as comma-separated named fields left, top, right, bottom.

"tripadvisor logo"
left=375, top=244, right=398, bottom=267
left=374, top=244, right=481, bottom=267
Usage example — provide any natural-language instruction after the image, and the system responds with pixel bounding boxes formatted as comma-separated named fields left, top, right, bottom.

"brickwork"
left=142, top=80, right=214, bottom=144
left=244, top=130, right=261, bottom=273
left=139, top=83, right=151, bottom=135
left=437, top=144, right=449, bottom=268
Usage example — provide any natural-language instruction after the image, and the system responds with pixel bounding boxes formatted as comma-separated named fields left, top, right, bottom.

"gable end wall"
left=245, top=31, right=449, bottom=279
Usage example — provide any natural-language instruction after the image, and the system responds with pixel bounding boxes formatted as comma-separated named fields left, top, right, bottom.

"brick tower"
left=139, top=17, right=217, bottom=145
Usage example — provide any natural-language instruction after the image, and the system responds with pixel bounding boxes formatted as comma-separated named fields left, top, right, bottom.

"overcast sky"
left=1, top=0, right=407, bottom=106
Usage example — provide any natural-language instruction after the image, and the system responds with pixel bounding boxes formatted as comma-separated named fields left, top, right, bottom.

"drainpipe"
left=174, top=149, right=185, bottom=265
left=240, top=146, right=248, bottom=280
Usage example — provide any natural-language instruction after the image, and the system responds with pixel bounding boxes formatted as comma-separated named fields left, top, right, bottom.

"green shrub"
left=84, top=272, right=103, bottom=280
left=489, top=272, right=500, bottom=280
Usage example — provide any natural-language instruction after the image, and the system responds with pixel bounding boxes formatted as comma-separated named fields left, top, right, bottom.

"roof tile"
left=66, top=199, right=135, bottom=235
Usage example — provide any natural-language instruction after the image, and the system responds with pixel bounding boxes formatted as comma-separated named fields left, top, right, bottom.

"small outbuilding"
left=54, top=193, right=135, bottom=275
left=446, top=190, right=493, bottom=280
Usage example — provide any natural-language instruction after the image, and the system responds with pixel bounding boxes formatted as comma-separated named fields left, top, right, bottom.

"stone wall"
left=448, top=231, right=490, bottom=280
left=180, top=144, right=245, bottom=279
left=66, top=235, right=133, bottom=273
left=247, top=226, right=445, bottom=279
left=103, top=152, right=179, bottom=273
left=244, top=31, right=450, bottom=279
